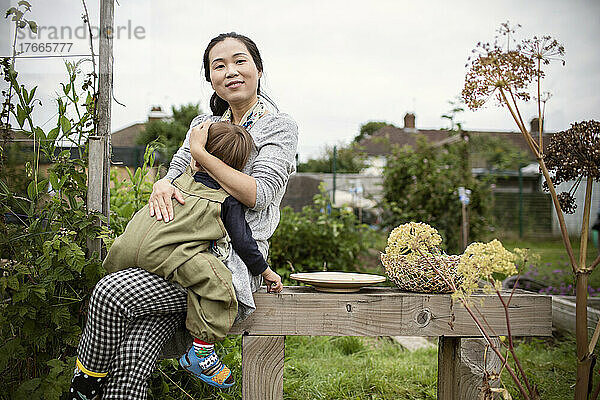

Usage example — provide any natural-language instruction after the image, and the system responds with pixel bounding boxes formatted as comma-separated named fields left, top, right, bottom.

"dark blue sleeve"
left=221, top=196, right=269, bottom=276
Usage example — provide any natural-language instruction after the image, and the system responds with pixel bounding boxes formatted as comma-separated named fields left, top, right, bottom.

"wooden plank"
left=457, top=338, right=502, bottom=400
left=87, top=135, right=106, bottom=256
left=231, top=287, right=552, bottom=337
left=242, top=335, right=284, bottom=400
left=552, top=295, right=600, bottom=335
left=437, top=336, right=460, bottom=400
left=98, top=0, right=113, bottom=232
left=87, top=0, right=113, bottom=258
left=555, top=295, right=600, bottom=310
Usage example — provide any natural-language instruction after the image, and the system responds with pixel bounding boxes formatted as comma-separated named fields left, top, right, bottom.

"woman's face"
left=208, top=38, right=262, bottom=107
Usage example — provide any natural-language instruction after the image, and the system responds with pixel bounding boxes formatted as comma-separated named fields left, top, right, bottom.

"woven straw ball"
left=380, top=253, right=462, bottom=294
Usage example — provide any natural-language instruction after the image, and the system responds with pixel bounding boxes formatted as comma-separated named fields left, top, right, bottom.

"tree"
left=441, top=96, right=532, bottom=171
left=469, top=134, right=531, bottom=171
left=381, top=137, right=492, bottom=254
left=353, top=121, right=396, bottom=143
left=297, top=143, right=367, bottom=173
left=136, top=103, right=201, bottom=163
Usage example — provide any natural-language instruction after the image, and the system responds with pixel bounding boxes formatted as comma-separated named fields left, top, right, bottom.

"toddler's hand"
left=190, top=158, right=201, bottom=173
left=261, top=267, right=283, bottom=294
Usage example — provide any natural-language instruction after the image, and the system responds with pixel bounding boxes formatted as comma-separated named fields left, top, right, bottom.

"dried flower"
left=463, top=44, right=535, bottom=110
left=557, top=192, right=577, bottom=214
left=544, top=120, right=600, bottom=183
left=456, top=239, right=517, bottom=297
left=522, top=35, right=565, bottom=67
left=385, top=222, right=443, bottom=261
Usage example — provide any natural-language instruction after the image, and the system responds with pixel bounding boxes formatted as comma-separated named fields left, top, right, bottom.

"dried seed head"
left=544, top=120, right=600, bottom=183
left=557, top=192, right=577, bottom=214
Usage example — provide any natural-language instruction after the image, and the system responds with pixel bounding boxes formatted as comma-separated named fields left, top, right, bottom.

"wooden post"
left=437, top=336, right=460, bottom=400
left=242, top=335, right=284, bottom=400
left=87, top=0, right=113, bottom=257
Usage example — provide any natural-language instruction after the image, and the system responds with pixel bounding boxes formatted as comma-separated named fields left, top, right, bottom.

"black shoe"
left=69, top=370, right=106, bottom=400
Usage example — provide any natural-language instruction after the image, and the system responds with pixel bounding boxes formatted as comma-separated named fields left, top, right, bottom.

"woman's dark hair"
left=203, top=32, right=263, bottom=116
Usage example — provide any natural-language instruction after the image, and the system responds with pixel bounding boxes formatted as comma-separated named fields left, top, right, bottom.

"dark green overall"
left=103, top=167, right=238, bottom=343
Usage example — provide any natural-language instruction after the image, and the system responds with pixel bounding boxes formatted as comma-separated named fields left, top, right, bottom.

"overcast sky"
left=1, top=0, right=599, bottom=161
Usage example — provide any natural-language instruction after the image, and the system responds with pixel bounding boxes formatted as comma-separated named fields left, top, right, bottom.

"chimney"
left=148, top=106, right=168, bottom=122
left=530, top=117, right=542, bottom=134
left=404, top=113, right=416, bottom=129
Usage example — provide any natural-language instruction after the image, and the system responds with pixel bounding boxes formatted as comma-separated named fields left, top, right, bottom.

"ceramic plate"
left=290, top=272, right=386, bottom=293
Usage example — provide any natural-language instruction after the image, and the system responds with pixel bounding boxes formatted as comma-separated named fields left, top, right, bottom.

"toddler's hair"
left=205, top=122, right=254, bottom=171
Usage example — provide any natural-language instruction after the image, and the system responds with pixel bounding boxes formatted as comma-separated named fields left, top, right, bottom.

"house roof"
left=3, top=129, right=32, bottom=145
left=110, top=122, right=146, bottom=147
left=359, top=126, right=555, bottom=158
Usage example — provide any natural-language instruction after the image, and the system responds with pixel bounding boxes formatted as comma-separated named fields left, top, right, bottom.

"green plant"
left=268, top=183, right=376, bottom=283
left=108, top=144, right=157, bottom=238
left=296, top=143, right=368, bottom=173
left=136, top=103, right=202, bottom=164
left=0, top=4, right=106, bottom=398
left=353, top=120, right=396, bottom=143
left=381, top=137, right=492, bottom=254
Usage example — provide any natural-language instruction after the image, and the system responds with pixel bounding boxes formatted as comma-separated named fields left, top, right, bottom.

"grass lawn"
left=154, top=334, right=575, bottom=399
left=283, top=334, right=576, bottom=400
left=501, top=236, right=600, bottom=292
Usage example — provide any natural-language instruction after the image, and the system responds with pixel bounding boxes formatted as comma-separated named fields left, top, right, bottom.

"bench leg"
left=437, top=336, right=460, bottom=400
left=242, top=335, right=285, bottom=400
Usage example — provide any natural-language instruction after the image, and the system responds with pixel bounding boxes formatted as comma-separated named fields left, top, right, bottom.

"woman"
left=72, top=32, right=298, bottom=399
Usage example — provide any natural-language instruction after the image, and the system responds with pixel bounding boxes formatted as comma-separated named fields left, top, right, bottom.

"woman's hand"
left=261, top=267, right=283, bottom=293
left=189, top=121, right=212, bottom=165
left=148, top=178, right=185, bottom=223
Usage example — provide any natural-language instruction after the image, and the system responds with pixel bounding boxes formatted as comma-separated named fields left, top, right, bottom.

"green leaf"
left=33, top=126, right=45, bottom=141
left=1, top=338, right=25, bottom=363
left=51, top=306, right=71, bottom=329
left=26, top=86, right=38, bottom=103
left=36, top=178, right=48, bottom=194
left=47, top=358, right=64, bottom=370
left=53, top=266, right=73, bottom=281
left=60, top=115, right=71, bottom=135
left=5, top=7, right=17, bottom=17
left=16, top=104, right=26, bottom=127
left=30, top=286, right=46, bottom=300
left=62, top=83, right=71, bottom=96
left=58, top=174, right=68, bottom=189
left=27, top=180, right=36, bottom=199
left=26, top=19, right=36, bottom=33
left=13, top=286, right=29, bottom=302
left=133, top=167, right=142, bottom=184
left=16, top=377, right=41, bottom=395
left=48, top=171, right=59, bottom=191
left=47, top=127, right=59, bottom=142
left=6, top=274, right=19, bottom=290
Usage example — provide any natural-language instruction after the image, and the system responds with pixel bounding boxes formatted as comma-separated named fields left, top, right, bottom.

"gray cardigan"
left=165, top=111, right=298, bottom=321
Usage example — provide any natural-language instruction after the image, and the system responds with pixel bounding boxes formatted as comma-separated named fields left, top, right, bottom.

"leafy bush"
left=136, top=103, right=202, bottom=164
left=268, top=184, right=377, bottom=283
left=108, top=145, right=157, bottom=238
left=0, top=53, right=105, bottom=400
left=381, top=137, right=492, bottom=254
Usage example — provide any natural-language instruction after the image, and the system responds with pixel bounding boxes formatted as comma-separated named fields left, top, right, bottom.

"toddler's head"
left=196, top=122, right=254, bottom=171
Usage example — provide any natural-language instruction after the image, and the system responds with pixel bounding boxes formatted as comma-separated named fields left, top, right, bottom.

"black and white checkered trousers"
left=77, top=267, right=188, bottom=399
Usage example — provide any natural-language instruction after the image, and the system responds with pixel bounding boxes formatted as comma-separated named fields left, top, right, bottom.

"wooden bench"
left=162, top=286, right=552, bottom=400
